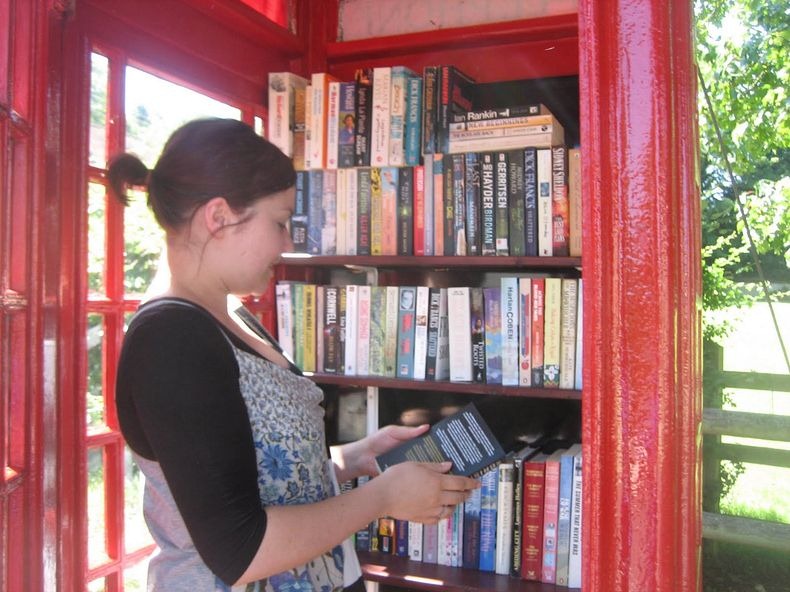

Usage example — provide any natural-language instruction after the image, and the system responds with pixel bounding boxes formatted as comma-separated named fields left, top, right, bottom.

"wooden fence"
left=702, top=342, right=790, bottom=552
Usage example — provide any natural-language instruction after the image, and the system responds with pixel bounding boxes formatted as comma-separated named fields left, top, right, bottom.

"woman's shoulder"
left=126, top=297, right=230, bottom=350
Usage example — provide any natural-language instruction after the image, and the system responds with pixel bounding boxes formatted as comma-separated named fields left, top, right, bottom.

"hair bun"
left=107, top=153, right=150, bottom=206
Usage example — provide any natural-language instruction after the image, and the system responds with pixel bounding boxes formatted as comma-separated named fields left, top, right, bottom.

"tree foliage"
left=695, top=0, right=790, bottom=341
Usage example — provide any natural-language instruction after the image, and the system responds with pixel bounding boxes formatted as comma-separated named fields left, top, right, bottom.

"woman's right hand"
left=376, top=461, right=480, bottom=524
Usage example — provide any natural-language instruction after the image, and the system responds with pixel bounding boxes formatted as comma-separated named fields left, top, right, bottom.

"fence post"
left=703, top=340, right=724, bottom=514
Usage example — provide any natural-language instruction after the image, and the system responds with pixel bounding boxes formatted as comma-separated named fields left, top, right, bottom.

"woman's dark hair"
left=107, top=118, right=296, bottom=229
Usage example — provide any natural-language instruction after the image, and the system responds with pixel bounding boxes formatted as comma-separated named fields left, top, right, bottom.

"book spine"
left=292, top=284, right=304, bottom=368
left=315, top=285, right=325, bottom=373
left=518, top=278, right=532, bottom=386
left=344, top=285, right=359, bottom=376
left=321, top=169, right=337, bottom=255
left=380, top=166, right=398, bottom=256
left=356, top=168, right=372, bottom=255
left=337, top=81, right=357, bottom=168
left=469, top=287, right=486, bottom=383
left=559, top=278, right=579, bottom=390
left=451, top=154, right=467, bottom=255
left=397, top=166, right=414, bottom=256
left=404, top=75, right=423, bottom=166
left=438, top=65, right=475, bottom=153
left=575, top=279, right=584, bottom=390
left=309, top=73, right=332, bottom=170
left=413, top=165, right=425, bottom=256
left=568, top=147, right=582, bottom=256
left=510, top=455, right=526, bottom=577
left=432, top=154, right=445, bottom=256
left=291, top=171, right=309, bottom=252
left=337, top=286, right=346, bottom=375
left=422, top=522, right=439, bottom=564
left=478, top=468, right=498, bottom=572
left=293, top=85, right=308, bottom=170
left=356, top=285, right=371, bottom=376
left=495, top=460, right=515, bottom=575
left=531, top=278, right=545, bottom=386
left=500, top=277, right=519, bottom=386
left=378, top=517, right=395, bottom=555
left=442, top=154, right=455, bottom=256
left=521, top=459, right=546, bottom=581
left=307, top=170, right=323, bottom=254
left=462, top=482, right=482, bottom=569
left=396, top=286, right=417, bottom=379
left=494, top=151, right=509, bottom=255
left=543, top=277, right=562, bottom=388
left=335, top=168, right=347, bottom=256
left=435, top=288, right=450, bottom=381
left=568, top=452, right=583, bottom=588
left=537, top=148, right=553, bottom=256
left=523, top=148, right=539, bottom=256
left=450, top=103, right=547, bottom=123
left=507, top=148, right=526, bottom=256
left=483, top=287, right=502, bottom=385
left=371, top=66, right=391, bottom=166
left=303, top=83, right=312, bottom=169
left=368, top=286, right=386, bottom=376
left=424, top=287, right=442, bottom=380
left=322, top=286, right=340, bottom=374
left=302, top=284, right=316, bottom=373
left=551, top=145, right=570, bottom=256
left=421, top=65, right=438, bottom=155
left=480, top=153, right=496, bottom=255
left=267, top=72, right=308, bottom=157
left=447, top=131, right=560, bottom=154
left=275, top=283, right=294, bottom=360
left=326, top=80, right=340, bottom=169
left=541, top=456, right=561, bottom=583
left=388, top=67, right=413, bottom=167
left=423, top=157, right=434, bottom=255
left=412, top=286, right=430, bottom=380
left=353, top=68, right=373, bottom=167
left=464, top=152, right=481, bottom=255
left=449, top=111, right=557, bottom=130
left=408, top=520, right=424, bottom=561
left=555, top=448, right=578, bottom=586
left=447, top=287, right=473, bottom=382
left=345, top=167, right=358, bottom=255
left=384, top=286, right=400, bottom=377
left=395, top=519, right=409, bottom=557
left=437, top=514, right=452, bottom=566
left=451, top=504, right=463, bottom=567
left=369, top=167, right=383, bottom=255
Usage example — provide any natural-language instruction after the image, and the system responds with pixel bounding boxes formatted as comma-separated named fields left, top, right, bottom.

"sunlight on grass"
left=720, top=464, right=790, bottom=524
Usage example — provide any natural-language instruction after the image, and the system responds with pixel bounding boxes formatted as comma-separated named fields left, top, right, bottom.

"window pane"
left=87, top=447, right=108, bottom=569
left=254, top=115, right=264, bottom=136
left=87, top=183, right=107, bottom=297
left=90, top=53, right=109, bottom=168
left=124, top=447, right=154, bottom=552
left=123, top=188, right=164, bottom=298
left=123, top=557, right=150, bottom=592
left=124, top=66, right=240, bottom=168
left=87, top=577, right=108, bottom=592
left=86, top=313, right=105, bottom=429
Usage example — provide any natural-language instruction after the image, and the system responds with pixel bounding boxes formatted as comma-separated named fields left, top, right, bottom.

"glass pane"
left=123, top=557, right=150, bottom=592
left=87, top=182, right=106, bottom=297
left=124, top=66, right=240, bottom=168
left=87, top=447, right=108, bottom=569
left=124, top=188, right=164, bottom=298
left=86, top=313, right=105, bottom=429
left=87, top=577, right=108, bottom=592
left=254, top=115, right=264, bottom=136
left=124, top=447, right=154, bottom=552
left=90, top=53, right=109, bottom=168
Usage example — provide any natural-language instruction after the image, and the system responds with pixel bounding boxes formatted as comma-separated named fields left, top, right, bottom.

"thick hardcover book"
left=520, top=453, right=548, bottom=581
left=396, top=286, right=417, bottom=379
left=536, top=148, right=553, bottom=257
left=369, top=167, right=383, bottom=255
left=551, top=145, right=570, bottom=257
left=371, top=66, right=392, bottom=167
left=543, top=277, right=562, bottom=388
left=405, top=75, right=423, bottom=166
left=337, top=81, right=357, bottom=168
left=447, top=287, right=473, bottom=382
left=494, top=151, right=510, bottom=255
left=507, top=148, right=527, bottom=256
left=322, top=286, right=340, bottom=374
left=275, top=283, right=294, bottom=360
left=356, top=167, right=372, bottom=255
left=559, top=278, right=579, bottom=390
left=510, top=444, right=542, bottom=577
left=500, top=276, right=520, bottom=386
left=494, top=459, right=516, bottom=575
left=321, top=169, right=337, bottom=255
left=384, top=286, right=400, bottom=377
left=368, top=286, right=386, bottom=376
left=307, top=170, right=323, bottom=254
left=267, top=71, right=309, bottom=158
left=480, top=152, right=496, bottom=256
left=412, top=286, right=430, bottom=380
left=413, top=165, right=426, bottom=256
left=437, top=65, right=476, bottom=154
left=442, top=154, right=455, bottom=256
left=541, top=448, right=565, bottom=583
left=421, top=65, right=439, bottom=155
left=523, top=147, right=539, bottom=256
left=450, top=154, right=467, bottom=255
left=469, top=287, right=486, bottom=383
left=464, top=152, right=482, bottom=255
left=568, top=147, right=582, bottom=257
left=483, top=287, right=502, bottom=385
left=568, top=449, right=583, bottom=588
left=518, top=277, right=533, bottom=386
left=555, top=443, right=581, bottom=586
left=530, top=278, right=546, bottom=387
left=380, top=167, right=399, bottom=256
left=462, top=481, right=482, bottom=569
left=478, top=467, right=498, bottom=572
left=353, top=68, right=373, bottom=167
left=356, top=285, right=371, bottom=376
left=291, top=171, right=309, bottom=252
left=375, top=402, right=507, bottom=478
left=397, top=166, right=414, bottom=256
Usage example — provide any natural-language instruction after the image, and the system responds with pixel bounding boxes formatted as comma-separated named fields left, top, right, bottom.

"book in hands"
left=375, top=403, right=507, bottom=478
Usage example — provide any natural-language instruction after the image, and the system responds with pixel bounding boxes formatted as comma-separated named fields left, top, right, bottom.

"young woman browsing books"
left=110, top=118, right=479, bottom=592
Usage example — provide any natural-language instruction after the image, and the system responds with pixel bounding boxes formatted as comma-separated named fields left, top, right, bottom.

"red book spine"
left=413, top=165, right=426, bottom=256
left=520, top=458, right=546, bottom=581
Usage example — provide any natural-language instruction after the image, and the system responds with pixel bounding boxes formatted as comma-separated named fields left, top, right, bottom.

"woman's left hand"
left=331, top=424, right=430, bottom=481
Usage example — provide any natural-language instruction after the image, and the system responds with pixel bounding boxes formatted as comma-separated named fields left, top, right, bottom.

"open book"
left=375, top=403, right=507, bottom=478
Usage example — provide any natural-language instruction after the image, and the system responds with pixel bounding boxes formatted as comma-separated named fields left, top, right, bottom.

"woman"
left=110, top=118, right=478, bottom=592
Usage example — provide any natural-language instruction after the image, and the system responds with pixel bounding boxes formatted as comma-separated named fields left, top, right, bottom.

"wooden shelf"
left=358, top=550, right=576, bottom=591
left=308, top=373, right=581, bottom=400
left=280, top=255, right=581, bottom=270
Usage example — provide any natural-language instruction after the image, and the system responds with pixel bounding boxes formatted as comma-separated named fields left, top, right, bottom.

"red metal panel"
left=579, top=0, right=701, bottom=590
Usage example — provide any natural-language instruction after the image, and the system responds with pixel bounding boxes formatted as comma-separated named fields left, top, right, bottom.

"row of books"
left=267, top=65, right=567, bottom=172
left=290, top=145, right=582, bottom=259
left=275, top=277, right=582, bottom=390
left=355, top=442, right=583, bottom=587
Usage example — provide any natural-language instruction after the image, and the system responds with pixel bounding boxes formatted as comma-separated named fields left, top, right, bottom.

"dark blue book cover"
left=524, top=148, right=539, bottom=257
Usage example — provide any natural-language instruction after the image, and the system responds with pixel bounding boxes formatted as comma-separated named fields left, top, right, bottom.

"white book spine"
left=543, top=277, right=562, bottom=386
left=388, top=68, right=409, bottom=166
left=267, top=72, right=305, bottom=157
left=537, top=148, right=553, bottom=256
left=495, top=461, right=515, bottom=575
left=371, top=67, right=391, bottom=167
left=343, top=285, right=358, bottom=376
left=275, top=283, right=294, bottom=360
left=326, top=80, right=340, bottom=169
left=447, top=287, right=473, bottom=382
left=321, top=169, right=337, bottom=255
left=568, top=451, right=583, bottom=588
left=437, top=516, right=452, bottom=566
left=384, top=285, right=400, bottom=377
left=346, top=167, right=358, bottom=256
left=303, top=84, right=313, bottom=169
left=309, top=73, right=328, bottom=169
left=559, top=278, right=579, bottom=389
left=500, top=277, right=520, bottom=386
left=412, top=286, right=430, bottom=379
left=356, top=285, right=371, bottom=376
left=435, top=288, right=450, bottom=381
left=575, top=278, right=583, bottom=390
left=408, top=521, right=423, bottom=561
left=518, top=277, right=532, bottom=386
left=335, top=168, right=347, bottom=256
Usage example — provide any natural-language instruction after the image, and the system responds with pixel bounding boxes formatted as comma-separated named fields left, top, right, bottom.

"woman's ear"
left=202, top=196, right=233, bottom=235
